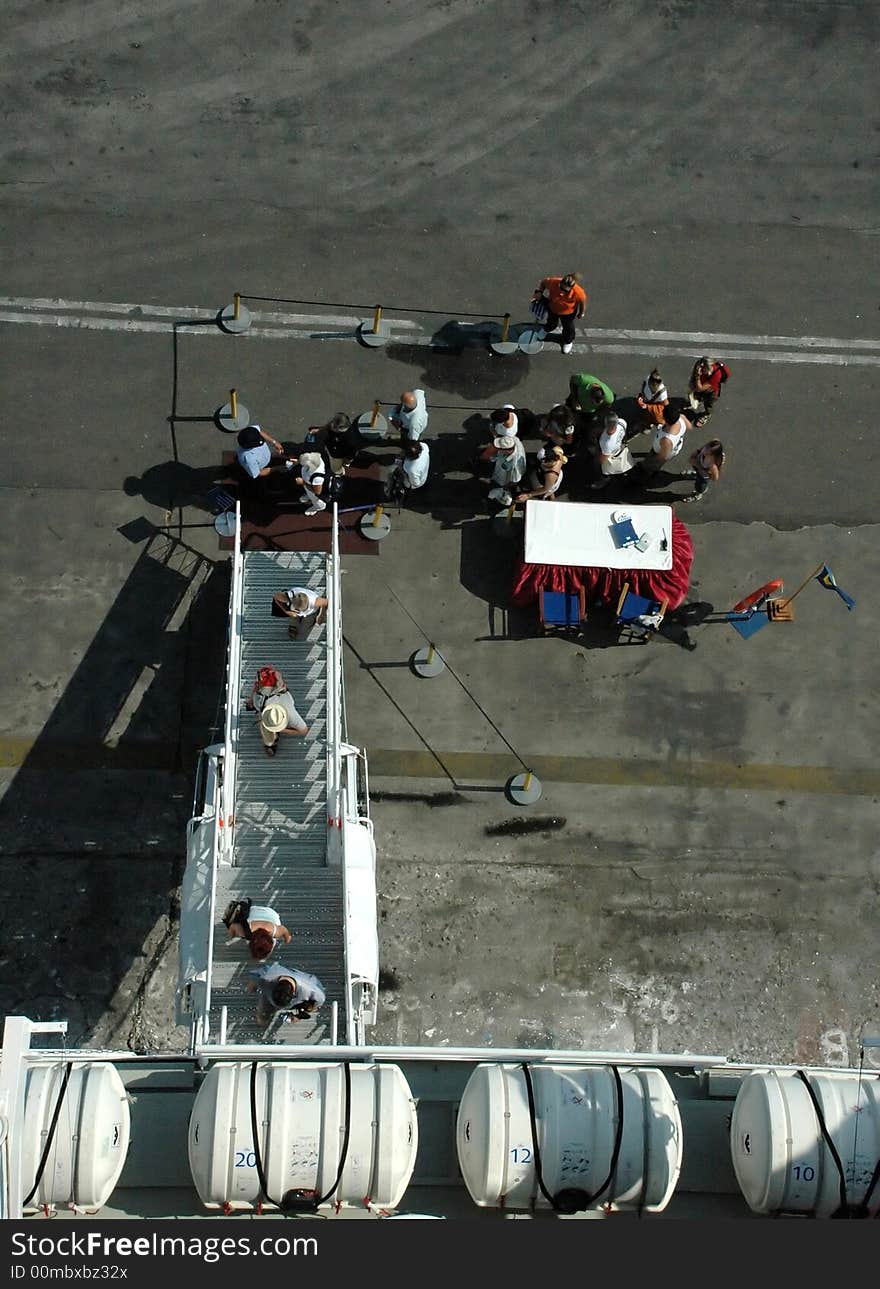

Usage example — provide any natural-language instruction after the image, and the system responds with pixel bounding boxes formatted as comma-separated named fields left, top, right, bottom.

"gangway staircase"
left=178, top=508, right=379, bottom=1052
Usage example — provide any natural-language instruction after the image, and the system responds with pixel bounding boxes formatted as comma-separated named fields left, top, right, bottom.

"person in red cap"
left=532, top=272, right=587, bottom=353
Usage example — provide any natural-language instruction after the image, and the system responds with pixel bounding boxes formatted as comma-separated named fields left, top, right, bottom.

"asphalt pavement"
left=0, top=0, right=877, bottom=1067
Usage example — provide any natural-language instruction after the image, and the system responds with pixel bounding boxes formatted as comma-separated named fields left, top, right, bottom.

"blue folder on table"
left=610, top=517, right=639, bottom=549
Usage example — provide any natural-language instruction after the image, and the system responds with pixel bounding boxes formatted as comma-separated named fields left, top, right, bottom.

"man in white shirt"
left=591, top=410, right=633, bottom=489
left=389, top=389, right=429, bottom=441
left=387, top=440, right=430, bottom=501
left=272, top=586, right=329, bottom=638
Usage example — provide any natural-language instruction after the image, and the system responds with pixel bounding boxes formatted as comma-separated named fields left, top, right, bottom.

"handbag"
left=529, top=297, right=549, bottom=323
left=601, top=445, right=634, bottom=476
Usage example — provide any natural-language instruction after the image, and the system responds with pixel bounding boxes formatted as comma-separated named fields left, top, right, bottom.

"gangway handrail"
left=199, top=790, right=224, bottom=1047
left=220, top=504, right=244, bottom=863
left=327, top=502, right=353, bottom=1042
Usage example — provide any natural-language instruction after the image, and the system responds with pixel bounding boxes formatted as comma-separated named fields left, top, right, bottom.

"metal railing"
left=327, top=503, right=355, bottom=1043
left=199, top=789, right=223, bottom=1047
left=219, top=504, right=244, bottom=864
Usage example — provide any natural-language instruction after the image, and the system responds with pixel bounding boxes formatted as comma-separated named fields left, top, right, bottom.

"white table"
left=523, top=500, right=673, bottom=571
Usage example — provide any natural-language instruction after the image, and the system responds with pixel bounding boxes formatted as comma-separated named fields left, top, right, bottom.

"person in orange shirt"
left=532, top=272, right=587, bottom=353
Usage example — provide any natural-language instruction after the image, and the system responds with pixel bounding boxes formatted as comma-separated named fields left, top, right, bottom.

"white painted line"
left=0, top=296, right=420, bottom=330
left=580, top=326, right=880, bottom=352
left=565, top=341, right=880, bottom=367
left=1, top=296, right=876, bottom=350
left=2, top=301, right=879, bottom=366
left=0, top=312, right=409, bottom=342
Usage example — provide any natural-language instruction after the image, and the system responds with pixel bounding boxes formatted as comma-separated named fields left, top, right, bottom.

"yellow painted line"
left=2, top=737, right=876, bottom=798
left=367, top=749, right=880, bottom=798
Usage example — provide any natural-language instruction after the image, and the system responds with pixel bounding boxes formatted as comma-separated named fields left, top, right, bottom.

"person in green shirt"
left=566, top=372, right=615, bottom=414
left=566, top=373, right=616, bottom=467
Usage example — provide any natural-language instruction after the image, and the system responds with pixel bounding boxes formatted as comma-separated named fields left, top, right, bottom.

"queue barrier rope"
left=381, top=581, right=530, bottom=776
left=236, top=293, right=510, bottom=321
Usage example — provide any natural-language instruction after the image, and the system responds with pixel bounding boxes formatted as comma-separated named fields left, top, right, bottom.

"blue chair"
left=538, top=586, right=586, bottom=636
left=615, top=582, right=668, bottom=643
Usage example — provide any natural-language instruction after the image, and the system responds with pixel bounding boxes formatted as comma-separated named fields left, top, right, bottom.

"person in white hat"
left=245, top=666, right=309, bottom=758
left=259, top=698, right=309, bottom=757
left=483, top=433, right=526, bottom=507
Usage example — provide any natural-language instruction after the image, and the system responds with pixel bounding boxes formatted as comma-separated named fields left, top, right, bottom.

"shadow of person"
left=457, top=516, right=522, bottom=606
left=124, top=462, right=227, bottom=511
left=615, top=395, right=645, bottom=432
left=386, top=327, right=531, bottom=400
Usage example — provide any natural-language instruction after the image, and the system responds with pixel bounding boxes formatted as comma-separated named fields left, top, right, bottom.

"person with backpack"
left=687, top=356, right=730, bottom=426
left=222, top=899, right=292, bottom=961
left=244, top=666, right=309, bottom=757
left=386, top=439, right=430, bottom=503
left=678, top=439, right=726, bottom=503
left=248, top=960, right=326, bottom=1026
left=271, top=586, right=329, bottom=639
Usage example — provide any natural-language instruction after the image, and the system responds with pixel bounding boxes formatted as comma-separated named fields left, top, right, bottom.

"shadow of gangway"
left=0, top=528, right=230, bottom=1046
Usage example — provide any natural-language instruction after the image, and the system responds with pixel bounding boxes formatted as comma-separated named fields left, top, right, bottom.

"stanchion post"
left=216, top=387, right=250, bottom=432
left=357, top=302, right=390, bottom=347
left=218, top=292, right=252, bottom=333
left=356, top=399, right=388, bottom=440
left=490, top=309, right=518, bottom=356
left=359, top=502, right=392, bottom=541
left=411, top=641, right=446, bottom=678
left=506, top=768, right=543, bottom=805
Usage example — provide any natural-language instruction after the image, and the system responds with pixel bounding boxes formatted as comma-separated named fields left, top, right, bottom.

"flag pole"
left=776, top=563, right=825, bottom=611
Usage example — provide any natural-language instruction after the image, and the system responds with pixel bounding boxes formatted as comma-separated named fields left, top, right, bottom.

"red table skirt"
left=511, top=514, right=694, bottom=612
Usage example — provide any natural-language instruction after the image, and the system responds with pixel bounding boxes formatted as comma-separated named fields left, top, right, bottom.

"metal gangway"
left=178, top=504, right=378, bottom=1050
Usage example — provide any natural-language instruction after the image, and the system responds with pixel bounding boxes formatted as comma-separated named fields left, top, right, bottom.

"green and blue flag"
left=815, top=565, right=855, bottom=611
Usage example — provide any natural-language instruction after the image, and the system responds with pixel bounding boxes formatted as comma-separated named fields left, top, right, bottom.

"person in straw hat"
left=245, top=665, right=309, bottom=758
